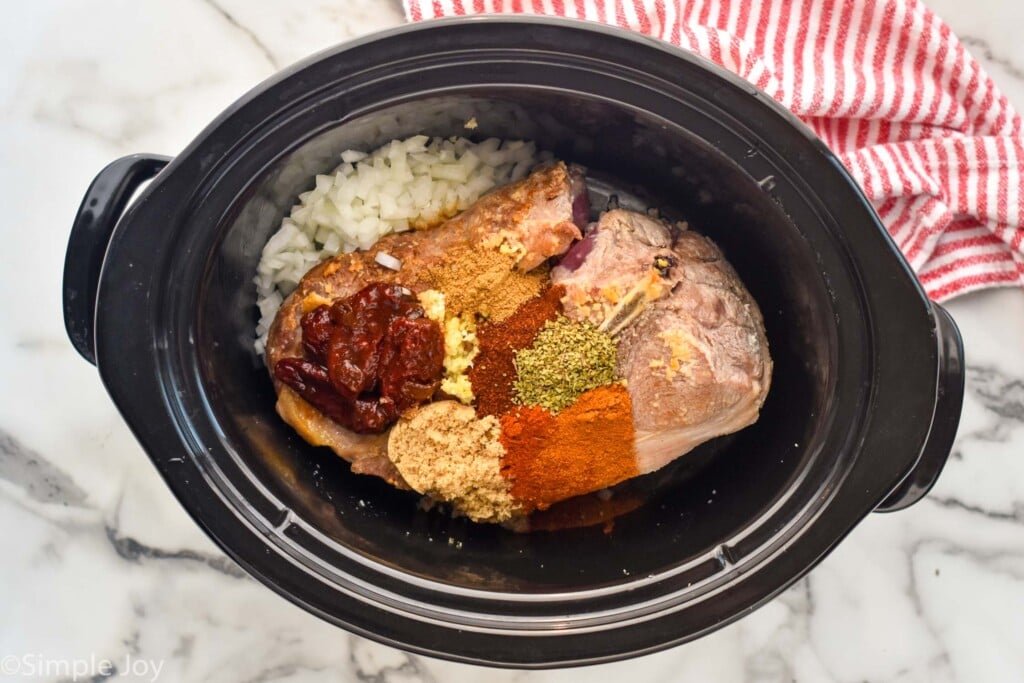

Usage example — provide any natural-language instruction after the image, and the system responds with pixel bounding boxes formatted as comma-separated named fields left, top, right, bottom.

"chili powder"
left=468, top=285, right=564, bottom=417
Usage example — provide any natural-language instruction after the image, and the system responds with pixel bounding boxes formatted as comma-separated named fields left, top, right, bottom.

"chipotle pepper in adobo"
left=274, top=282, right=444, bottom=433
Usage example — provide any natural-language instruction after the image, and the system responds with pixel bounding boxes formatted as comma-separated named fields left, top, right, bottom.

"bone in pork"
left=551, top=209, right=772, bottom=474
left=266, top=162, right=585, bottom=487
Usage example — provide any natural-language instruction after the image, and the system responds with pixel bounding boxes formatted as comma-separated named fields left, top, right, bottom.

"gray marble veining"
left=1, top=1, right=1023, bottom=681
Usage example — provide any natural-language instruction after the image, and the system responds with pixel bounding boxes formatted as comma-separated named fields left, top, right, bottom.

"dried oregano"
left=512, top=316, right=619, bottom=413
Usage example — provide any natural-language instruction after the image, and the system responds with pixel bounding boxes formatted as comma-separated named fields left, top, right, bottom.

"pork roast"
left=551, top=209, right=772, bottom=473
left=265, top=162, right=583, bottom=486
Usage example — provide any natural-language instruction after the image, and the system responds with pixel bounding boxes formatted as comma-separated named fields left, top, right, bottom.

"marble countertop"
left=2, top=1, right=1022, bottom=681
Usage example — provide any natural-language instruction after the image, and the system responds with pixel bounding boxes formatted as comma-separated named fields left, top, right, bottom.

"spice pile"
left=274, top=235, right=639, bottom=523
left=267, top=159, right=774, bottom=528
left=386, top=276, right=638, bottom=522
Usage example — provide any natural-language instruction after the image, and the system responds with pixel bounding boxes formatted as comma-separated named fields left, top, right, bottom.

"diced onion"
left=253, top=135, right=539, bottom=354
left=375, top=251, right=403, bottom=271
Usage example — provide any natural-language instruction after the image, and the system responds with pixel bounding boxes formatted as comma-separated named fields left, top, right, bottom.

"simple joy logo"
left=1, top=653, right=165, bottom=681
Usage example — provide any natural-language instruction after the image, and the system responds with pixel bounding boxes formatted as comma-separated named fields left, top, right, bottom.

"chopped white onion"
left=253, top=135, right=539, bottom=354
left=375, top=251, right=403, bottom=271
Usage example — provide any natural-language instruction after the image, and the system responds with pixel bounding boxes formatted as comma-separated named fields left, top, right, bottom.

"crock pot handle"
left=875, top=303, right=965, bottom=512
left=63, top=154, right=171, bottom=365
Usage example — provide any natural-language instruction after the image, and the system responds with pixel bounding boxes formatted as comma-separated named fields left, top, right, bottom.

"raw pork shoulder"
left=552, top=209, right=772, bottom=473
left=266, top=163, right=584, bottom=487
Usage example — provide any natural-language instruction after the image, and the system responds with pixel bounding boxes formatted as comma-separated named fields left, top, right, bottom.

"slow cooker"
left=62, top=17, right=964, bottom=667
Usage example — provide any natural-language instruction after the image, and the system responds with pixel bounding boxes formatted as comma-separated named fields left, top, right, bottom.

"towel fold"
left=405, top=0, right=1024, bottom=300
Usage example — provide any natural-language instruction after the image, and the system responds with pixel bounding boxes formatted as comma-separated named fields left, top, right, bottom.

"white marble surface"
left=1, top=1, right=1023, bottom=681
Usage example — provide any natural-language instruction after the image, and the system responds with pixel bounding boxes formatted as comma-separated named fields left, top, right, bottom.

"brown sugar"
left=387, top=401, right=518, bottom=522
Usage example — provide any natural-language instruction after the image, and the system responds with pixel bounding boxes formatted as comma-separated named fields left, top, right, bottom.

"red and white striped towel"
left=405, top=0, right=1024, bottom=301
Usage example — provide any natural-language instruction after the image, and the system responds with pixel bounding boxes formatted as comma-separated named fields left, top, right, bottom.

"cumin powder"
left=425, top=245, right=546, bottom=321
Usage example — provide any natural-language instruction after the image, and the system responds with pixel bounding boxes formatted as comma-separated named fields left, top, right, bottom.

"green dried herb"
left=513, top=316, right=619, bottom=413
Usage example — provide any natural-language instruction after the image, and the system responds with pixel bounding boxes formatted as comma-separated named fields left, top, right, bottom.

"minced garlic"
left=497, top=236, right=527, bottom=260
left=418, top=288, right=445, bottom=320
left=658, top=329, right=694, bottom=380
left=418, top=289, right=479, bottom=404
left=441, top=315, right=478, bottom=402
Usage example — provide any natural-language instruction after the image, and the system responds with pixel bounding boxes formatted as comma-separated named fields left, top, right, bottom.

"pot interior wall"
left=197, top=93, right=838, bottom=591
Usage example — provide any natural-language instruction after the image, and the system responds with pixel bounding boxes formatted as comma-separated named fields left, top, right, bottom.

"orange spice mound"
left=498, top=384, right=638, bottom=512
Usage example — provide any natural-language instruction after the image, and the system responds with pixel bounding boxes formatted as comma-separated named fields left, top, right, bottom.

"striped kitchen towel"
left=405, top=0, right=1024, bottom=301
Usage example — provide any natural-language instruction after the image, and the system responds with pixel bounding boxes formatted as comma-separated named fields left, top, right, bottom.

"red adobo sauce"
left=274, top=282, right=443, bottom=433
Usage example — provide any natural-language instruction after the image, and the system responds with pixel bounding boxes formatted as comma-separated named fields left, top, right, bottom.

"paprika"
left=499, top=384, right=638, bottom=511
